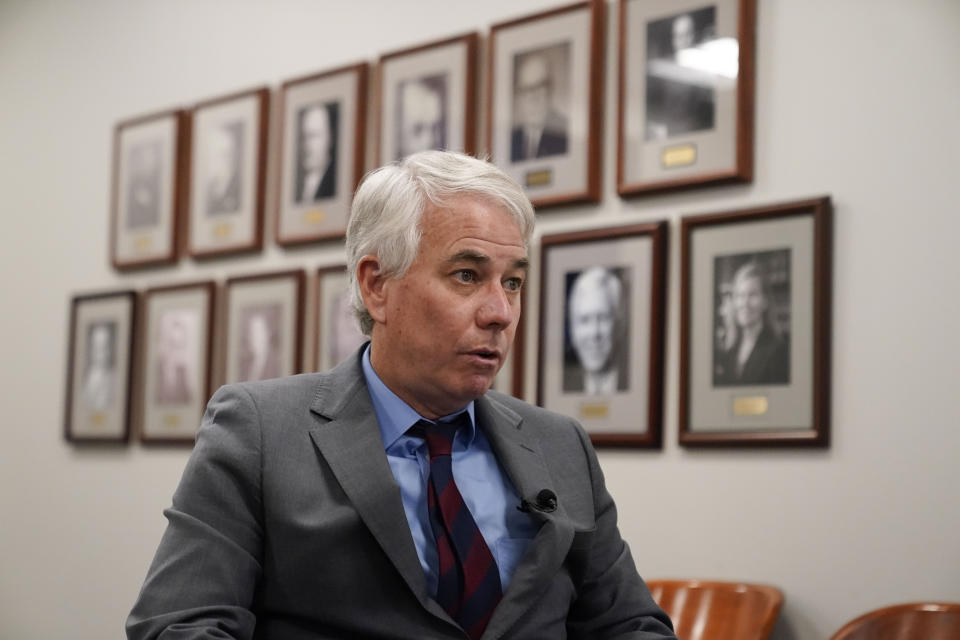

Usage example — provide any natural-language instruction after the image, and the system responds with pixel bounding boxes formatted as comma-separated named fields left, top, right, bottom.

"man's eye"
left=504, top=277, right=523, bottom=292
left=454, top=270, right=476, bottom=283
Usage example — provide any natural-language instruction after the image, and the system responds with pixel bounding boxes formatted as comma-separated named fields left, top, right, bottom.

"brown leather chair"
left=646, top=579, right=783, bottom=640
left=830, top=602, right=960, bottom=640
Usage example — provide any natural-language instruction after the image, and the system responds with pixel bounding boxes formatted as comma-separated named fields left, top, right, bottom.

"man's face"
left=515, top=55, right=551, bottom=129
left=301, top=105, right=331, bottom=173
left=206, top=126, right=238, bottom=194
left=569, top=282, right=616, bottom=374
left=399, top=83, right=442, bottom=157
left=672, top=14, right=695, bottom=52
left=370, top=197, right=527, bottom=419
left=733, top=274, right=767, bottom=329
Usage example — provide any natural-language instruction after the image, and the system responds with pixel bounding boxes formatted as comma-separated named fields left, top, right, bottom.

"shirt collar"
left=361, top=345, right=476, bottom=450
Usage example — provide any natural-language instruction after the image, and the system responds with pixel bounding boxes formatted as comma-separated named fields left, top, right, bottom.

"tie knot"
left=412, top=414, right=469, bottom=458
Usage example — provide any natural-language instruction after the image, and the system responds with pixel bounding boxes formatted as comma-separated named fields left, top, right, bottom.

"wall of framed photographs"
left=2, top=1, right=959, bottom=638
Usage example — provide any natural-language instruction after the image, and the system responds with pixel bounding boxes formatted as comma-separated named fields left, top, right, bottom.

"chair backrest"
left=646, top=579, right=783, bottom=640
left=830, top=602, right=960, bottom=640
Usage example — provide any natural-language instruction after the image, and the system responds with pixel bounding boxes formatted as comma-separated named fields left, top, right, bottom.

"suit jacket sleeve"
left=126, top=384, right=264, bottom=640
left=565, top=423, right=676, bottom=640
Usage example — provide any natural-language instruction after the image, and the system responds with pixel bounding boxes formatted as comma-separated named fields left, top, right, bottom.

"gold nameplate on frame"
left=90, top=412, right=107, bottom=427
left=733, top=396, right=769, bottom=416
left=525, top=169, right=553, bottom=187
left=134, top=236, right=152, bottom=251
left=304, top=210, right=326, bottom=224
left=661, top=143, right=697, bottom=168
left=163, top=413, right=181, bottom=428
left=213, top=223, right=232, bottom=238
left=580, top=403, right=610, bottom=419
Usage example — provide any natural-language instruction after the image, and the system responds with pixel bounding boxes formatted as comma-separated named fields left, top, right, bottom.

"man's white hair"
left=346, top=150, right=535, bottom=335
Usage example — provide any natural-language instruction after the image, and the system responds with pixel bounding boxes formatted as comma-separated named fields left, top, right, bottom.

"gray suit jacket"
left=127, top=350, right=675, bottom=639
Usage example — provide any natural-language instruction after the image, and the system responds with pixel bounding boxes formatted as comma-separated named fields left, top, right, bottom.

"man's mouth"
left=468, top=348, right=501, bottom=363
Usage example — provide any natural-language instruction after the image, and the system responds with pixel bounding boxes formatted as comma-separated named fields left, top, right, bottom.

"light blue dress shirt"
left=361, top=347, right=537, bottom=596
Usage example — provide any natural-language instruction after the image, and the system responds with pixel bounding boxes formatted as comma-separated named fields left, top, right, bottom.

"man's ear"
left=356, top=255, right=388, bottom=324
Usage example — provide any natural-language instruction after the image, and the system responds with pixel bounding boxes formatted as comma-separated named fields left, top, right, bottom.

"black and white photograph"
left=140, top=282, right=215, bottom=444
left=378, top=34, right=476, bottom=164
left=110, top=110, right=186, bottom=269
left=64, top=290, right=136, bottom=443
left=680, top=197, right=832, bottom=446
left=644, top=6, right=717, bottom=141
left=238, top=302, right=283, bottom=382
left=511, top=42, right=570, bottom=162
left=563, top=266, right=631, bottom=394
left=294, top=101, right=339, bottom=203
left=277, top=64, right=367, bottom=245
left=153, top=308, right=199, bottom=405
left=315, top=266, right=368, bottom=372
left=539, top=222, right=667, bottom=447
left=224, top=270, right=305, bottom=385
left=124, top=140, right=162, bottom=230
left=712, top=249, right=791, bottom=387
left=489, top=1, right=603, bottom=207
left=204, top=120, right=244, bottom=216
left=187, top=87, right=268, bottom=257
left=394, top=73, right=448, bottom=159
left=618, top=0, right=755, bottom=195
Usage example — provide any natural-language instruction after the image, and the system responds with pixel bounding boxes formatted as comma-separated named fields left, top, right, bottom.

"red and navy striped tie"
left=415, top=416, right=502, bottom=639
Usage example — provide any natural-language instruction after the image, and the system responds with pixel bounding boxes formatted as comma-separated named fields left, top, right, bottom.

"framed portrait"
left=377, top=33, right=478, bottom=163
left=139, top=282, right=215, bottom=444
left=679, top=196, right=832, bottom=446
left=488, top=0, right=605, bottom=208
left=224, top=270, right=305, bottom=384
left=315, top=265, right=368, bottom=372
left=187, top=87, right=269, bottom=257
left=110, top=109, right=188, bottom=269
left=618, top=0, right=756, bottom=195
left=63, top=290, right=136, bottom=443
left=276, top=63, right=368, bottom=245
left=538, top=222, right=668, bottom=446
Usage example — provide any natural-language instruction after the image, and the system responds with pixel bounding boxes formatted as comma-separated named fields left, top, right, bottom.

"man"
left=127, top=151, right=675, bottom=640
left=396, top=75, right=446, bottom=159
left=564, top=267, right=629, bottom=394
left=205, top=121, right=243, bottom=216
left=510, top=50, right=569, bottom=162
left=294, top=101, right=338, bottom=203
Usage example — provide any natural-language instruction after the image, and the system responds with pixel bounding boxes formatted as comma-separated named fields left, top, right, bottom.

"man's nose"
left=477, top=282, right=514, bottom=328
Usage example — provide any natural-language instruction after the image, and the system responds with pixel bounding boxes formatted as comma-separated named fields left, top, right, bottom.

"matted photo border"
left=488, top=0, right=605, bottom=208
left=679, top=196, right=832, bottom=446
left=276, top=63, right=368, bottom=246
left=222, top=269, right=306, bottom=385
left=138, top=281, right=216, bottom=445
left=617, top=0, right=756, bottom=196
left=186, top=86, right=270, bottom=258
left=110, top=108, right=189, bottom=269
left=64, top=290, right=137, bottom=444
left=538, top=221, right=668, bottom=447
left=377, top=33, right=478, bottom=163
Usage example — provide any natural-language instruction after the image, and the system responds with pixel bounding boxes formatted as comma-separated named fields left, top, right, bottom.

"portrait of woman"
left=713, top=251, right=791, bottom=386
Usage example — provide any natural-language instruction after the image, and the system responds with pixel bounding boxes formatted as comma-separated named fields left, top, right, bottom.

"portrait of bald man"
left=395, top=74, right=448, bottom=160
left=563, top=266, right=631, bottom=395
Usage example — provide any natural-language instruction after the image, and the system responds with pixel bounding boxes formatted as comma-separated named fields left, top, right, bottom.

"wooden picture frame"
left=538, top=221, right=668, bottom=447
left=488, top=0, right=605, bottom=208
left=618, top=0, right=756, bottom=195
left=186, top=86, right=269, bottom=258
left=679, top=196, right=832, bottom=446
left=139, top=281, right=216, bottom=445
left=64, top=290, right=137, bottom=443
left=110, top=108, right=188, bottom=269
left=276, top=63, right=368, bottom=245
left=223, top=270, right=306, bottom=384
left=377, top=32, right=478, bottom=163
left=314, top=265, right=368, bottom=372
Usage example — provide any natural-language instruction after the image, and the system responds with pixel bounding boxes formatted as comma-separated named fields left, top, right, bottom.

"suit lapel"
left=475, top=395, right=577, bottom=640
left=306, top=355, right=449, bottom=621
